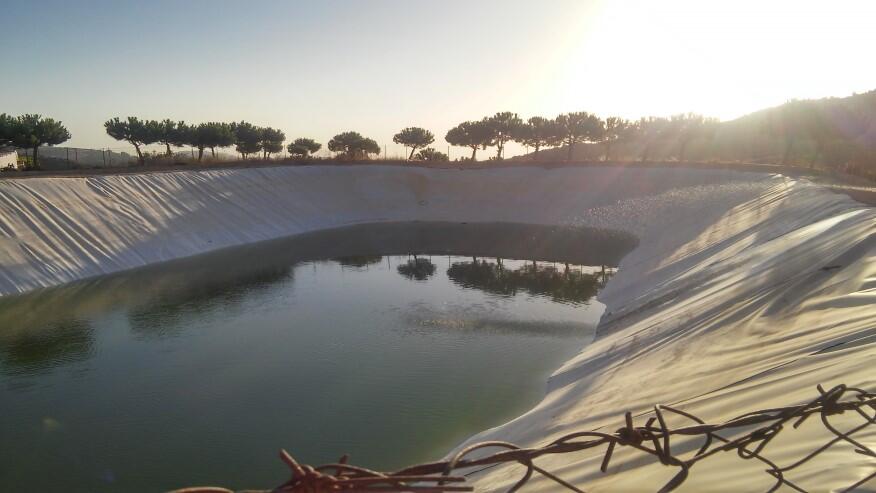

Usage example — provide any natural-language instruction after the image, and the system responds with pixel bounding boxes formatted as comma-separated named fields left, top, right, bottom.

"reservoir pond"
left=0, top=222, right=635, bottom=492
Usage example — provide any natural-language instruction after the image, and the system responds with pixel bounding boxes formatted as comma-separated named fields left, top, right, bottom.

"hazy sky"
left=3, top=0, right=875, bottom=158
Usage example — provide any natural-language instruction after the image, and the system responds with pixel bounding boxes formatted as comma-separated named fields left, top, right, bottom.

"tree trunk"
left=782, top=139, right=793, bottom=165
left=32, top=146, right=40, bottom=169
left=211, top=147, right=216, bottom=158
left=604, top=141, right=612, bottom=162
left=408, top=146, right=417, bottom=160
left=132, top=142, right=144, bottom=164
left=532, top=143, right=540, bottom=160
left=496, top=142, right=503, bottom=160
left=470, top=146, right=477, bottom=161
left=197, top=147, right=204, bottom=161
left=567, top=139, right=574, bottom=161
left=810, top=140, right=823, bottom=168
left=678, top=140, right=688, bottom=162
left=641, top=142, right=651, bottom=162
left=165, top=142, right=172, bottom=157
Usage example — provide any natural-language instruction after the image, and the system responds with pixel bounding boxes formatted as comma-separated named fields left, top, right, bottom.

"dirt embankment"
left=3, top=158, right=874, bottom=206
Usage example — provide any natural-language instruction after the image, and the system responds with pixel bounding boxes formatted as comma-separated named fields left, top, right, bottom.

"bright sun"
left=537, top=0, right=876, bottom=121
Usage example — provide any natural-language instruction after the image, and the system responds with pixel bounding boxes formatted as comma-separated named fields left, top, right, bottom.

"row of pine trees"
left=102, top=118, right=319, bottom=162
left=0, top=111, right=701, bottom=167
left=3, top=91, right=876, bottom=179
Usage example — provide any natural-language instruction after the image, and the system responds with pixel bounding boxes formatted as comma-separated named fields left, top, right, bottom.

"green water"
left=0, top=223, right=625, bottom=492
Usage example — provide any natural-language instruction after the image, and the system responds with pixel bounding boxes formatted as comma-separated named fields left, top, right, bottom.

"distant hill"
left=514, top=90, right=876, bottom=179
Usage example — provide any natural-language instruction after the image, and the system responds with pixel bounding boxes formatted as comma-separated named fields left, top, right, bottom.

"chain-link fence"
left=170, top=383, right=875, bottom=493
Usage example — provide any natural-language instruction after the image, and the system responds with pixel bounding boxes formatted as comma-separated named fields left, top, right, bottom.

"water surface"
left=0, top=222, right=631, bottom=492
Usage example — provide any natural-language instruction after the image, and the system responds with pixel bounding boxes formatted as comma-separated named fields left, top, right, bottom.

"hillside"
left=516, top=90, right=876, bottom=179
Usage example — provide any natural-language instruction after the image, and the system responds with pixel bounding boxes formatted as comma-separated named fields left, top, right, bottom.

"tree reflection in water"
left=333, top=256, right=383, bottom=269
left=0, top=254, right=609, bottom=377
left=127, top=265, right=293, bottom=339
left=396, top=255, right=437, bottom=281
left=0, top=320, right=93, bottom=376
left=446, top=258, right=612, bottom=305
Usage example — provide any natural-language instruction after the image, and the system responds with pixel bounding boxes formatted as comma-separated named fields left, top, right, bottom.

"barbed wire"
left=170, top=383, right=875, bottom=493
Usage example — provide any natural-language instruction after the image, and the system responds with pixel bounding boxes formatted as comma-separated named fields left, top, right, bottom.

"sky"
left=2, top=0, right=875, bottom=158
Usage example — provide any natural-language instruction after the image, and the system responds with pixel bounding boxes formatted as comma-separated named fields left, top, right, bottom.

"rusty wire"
left=171, top=383, right=876, bottom=493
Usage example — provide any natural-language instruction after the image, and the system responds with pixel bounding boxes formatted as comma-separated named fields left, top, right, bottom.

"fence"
left=171, top=383, right=875, bottom=493
left=15, top=146, right=138, bottom=168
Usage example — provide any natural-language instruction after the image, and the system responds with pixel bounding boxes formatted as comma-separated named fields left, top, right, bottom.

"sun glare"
left=541, top=0, right=876, bottom=120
